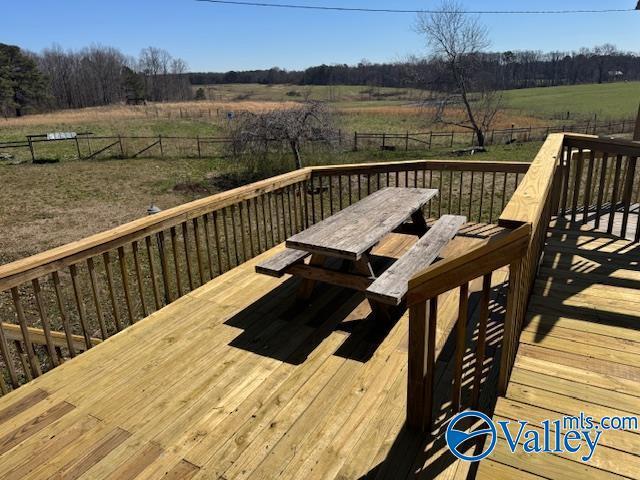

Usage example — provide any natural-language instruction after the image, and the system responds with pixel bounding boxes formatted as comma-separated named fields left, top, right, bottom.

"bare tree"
left=229, top=101, right=337, bottom=170
left=415, top=0, right=501, bottom=147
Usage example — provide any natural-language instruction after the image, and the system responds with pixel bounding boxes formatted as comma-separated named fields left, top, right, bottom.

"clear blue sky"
left=4, top=0, right=639, bottom=72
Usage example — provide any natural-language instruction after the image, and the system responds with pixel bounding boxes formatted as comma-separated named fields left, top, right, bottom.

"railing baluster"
left=193, top=218, right=206, bottom=285
left=621, top=156, right=637, bottom=238
left=249, top=200, right=261, bottom=255
left=500, top=172, right=508, bottom=212
left=181, top=222, right=195, bottom=290
left=273, top=193, right=283, bottom=243
left=213, top=211, right=225, bottom=275
left=69, top=265, right=94, bottom=349
left=328, top=176, right=334, bottom=214
left=472, top=273, right=492, bottom=407
left=259, top=196, right=269, bottom=251
left=317, top=176, right=324, bottom=220
left=86, top=258, right=108, bottom=339
left=560, top=146, right=571, bottom=217
left=145, top=236, right=162, bottom=310
left=32, top=278, right=59, bottom=366
left=170, top=227, right=184, bottom=294
left=438, top=170, right=443, bottom=218
left=478, top=172, right=485, bottom=222
left=230, top=204, right=243, bottom=264
left=10, top=287, right=40, bottom=377
left=268, top=193, right=277, bottom=247
left=448, top=170, right=453, bottom=214
left=156, top=232, right=173, bottom=304
left=570, top=149, right=584, bottom=223
left=458, top=171, right=464, bottom=215
left=452, top=282, right=469, bottom=413
left=279, top=189, right=287, bottom=238
left=594, top=154, right=609, bottom=230
left=286, top=187, right=295, bottom=235
left=608, top=155, right=623, bottom=234
left=489, top=172, right=497, bottom=223
left=102, top=253, right=122, bottom=335
left=582, top=151, right=596, bottom=224
left=132, top=241, right=148, bottom=318
left=244, top=200, right=255, bottom=259
left=0, top=312, right=19, bottom=386
left=117, top=247, right=135, bottom=325
left=468, top=171, right=474, bottom=220
left=222, top=208, right=234, bottom=268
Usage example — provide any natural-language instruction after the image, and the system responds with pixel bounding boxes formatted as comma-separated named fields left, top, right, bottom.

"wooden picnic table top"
left=286, top=187, right=438, bottom=260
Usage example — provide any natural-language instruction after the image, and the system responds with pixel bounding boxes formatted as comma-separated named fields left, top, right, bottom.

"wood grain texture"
left=254, top=248, right=309, bottom=277
left=287, top=187, right=438, bottom=260
left=366, top=214, right=466, bottom=305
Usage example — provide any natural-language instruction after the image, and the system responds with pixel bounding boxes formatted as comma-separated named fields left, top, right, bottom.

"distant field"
left=0, top=141, right=542, bottom=265
left=502, top=81, right=640, bottom=120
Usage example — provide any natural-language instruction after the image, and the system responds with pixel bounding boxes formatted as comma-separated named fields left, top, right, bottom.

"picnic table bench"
left=256, top=187, right=466, bottom=316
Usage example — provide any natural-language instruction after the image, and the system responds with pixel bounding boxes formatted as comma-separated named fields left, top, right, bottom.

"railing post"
left=407, top=297, right=437, bottom=432
left=498, top=258, right=524, bottom=395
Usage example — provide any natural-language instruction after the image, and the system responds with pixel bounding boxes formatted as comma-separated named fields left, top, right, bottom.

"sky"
left=3, top=0, right=639, bottom=72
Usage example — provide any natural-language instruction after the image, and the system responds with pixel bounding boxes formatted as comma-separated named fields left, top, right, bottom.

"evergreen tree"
left=0, top=43, right=47, bottom=117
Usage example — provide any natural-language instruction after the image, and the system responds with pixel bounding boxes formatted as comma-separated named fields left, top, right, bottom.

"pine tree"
left=0, top=43, right=48, bottom=117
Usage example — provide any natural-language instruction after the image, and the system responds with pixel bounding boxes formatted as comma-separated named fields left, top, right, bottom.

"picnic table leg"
left=410, top=210, right=429, bottom=235
left=369, top=300, right=393, bottom=322
left=297, top=254, right=326, bottom=301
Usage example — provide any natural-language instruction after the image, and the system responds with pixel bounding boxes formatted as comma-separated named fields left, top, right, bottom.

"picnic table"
left=256, top=187, right=466, bottom=317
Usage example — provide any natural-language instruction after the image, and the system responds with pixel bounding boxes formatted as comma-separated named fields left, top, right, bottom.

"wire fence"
left=0, top=117, right=635, bottom=163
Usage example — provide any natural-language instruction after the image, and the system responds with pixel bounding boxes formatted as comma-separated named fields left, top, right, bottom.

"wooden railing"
left=560, top=134, right=640, bottom=240
left=403, top=132, right=640, bottom=432
left=404, top=133, right=564, bottom=432
left=0, top=158, right=529, bottom=395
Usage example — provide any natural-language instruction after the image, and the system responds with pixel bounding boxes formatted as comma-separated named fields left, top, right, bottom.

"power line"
left=195, top=0, right=638, bottom=15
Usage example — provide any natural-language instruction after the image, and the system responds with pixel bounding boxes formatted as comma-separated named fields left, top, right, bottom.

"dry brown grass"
left=0, top=158, right=220, bottom=264
left=0, top=101, right=299, bottom=129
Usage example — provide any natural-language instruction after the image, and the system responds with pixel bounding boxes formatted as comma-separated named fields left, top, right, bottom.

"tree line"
left=190, top=44, right=640, bottom=90
left=0, top=43, right=192, bottom=117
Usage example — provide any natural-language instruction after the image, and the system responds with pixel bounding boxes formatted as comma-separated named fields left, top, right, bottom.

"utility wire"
left=195, top=0, right=638, bottom=14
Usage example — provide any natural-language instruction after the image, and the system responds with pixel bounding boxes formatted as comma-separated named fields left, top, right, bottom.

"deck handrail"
left=0, top=168, right=313, bottom=292
left=404, top=134, right=565, bottom=431
left=0, top=157, right=531, bottom=395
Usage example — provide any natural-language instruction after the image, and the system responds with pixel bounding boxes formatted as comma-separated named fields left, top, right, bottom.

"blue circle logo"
left=445, top=410, right=497, bottom=462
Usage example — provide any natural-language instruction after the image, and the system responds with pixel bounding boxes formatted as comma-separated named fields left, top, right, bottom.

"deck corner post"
left=498, top=258, right=524, bottom=396
left=407, top=297, right=437, bottom=433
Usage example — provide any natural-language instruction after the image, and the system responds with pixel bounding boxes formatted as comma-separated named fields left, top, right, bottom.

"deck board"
left=478, top=210, right=640, bottom=480
left=0, top=223, right=508, bottom=480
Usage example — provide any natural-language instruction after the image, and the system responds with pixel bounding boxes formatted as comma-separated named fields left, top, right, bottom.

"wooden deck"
left=0, top=223, right=510, bottom=480
left=477, top=209, right=640, bottom=479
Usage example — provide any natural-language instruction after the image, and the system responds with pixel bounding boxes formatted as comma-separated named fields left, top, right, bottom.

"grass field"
left=503, top=81, right=640, bottom=120
left=0, top=141, right=542, bottom=265
left=1, top=80, right=636, bottom=266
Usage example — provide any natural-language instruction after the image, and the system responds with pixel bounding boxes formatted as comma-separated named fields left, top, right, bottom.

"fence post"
left=27, top=136, right=35, bottom=162
left=450, top=131, right=454, bottom=148
left=382, top=133, right=386, bottom=149
left=196, top=136, right=201, bottom=158
left=159, top=135, right=163, bottom=157
left=74, top=136, right=81, bottom=160
left=118, top=135, right=124, bottom=157
left=490, top=130, right=495, bottom=145
left=405, top=131, right=409, bottom=151
left=428, top=131, right=433, bottom=150
left=353, top=131, right=358, bottom=151
left=510, top=124, right=515, bottom=143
